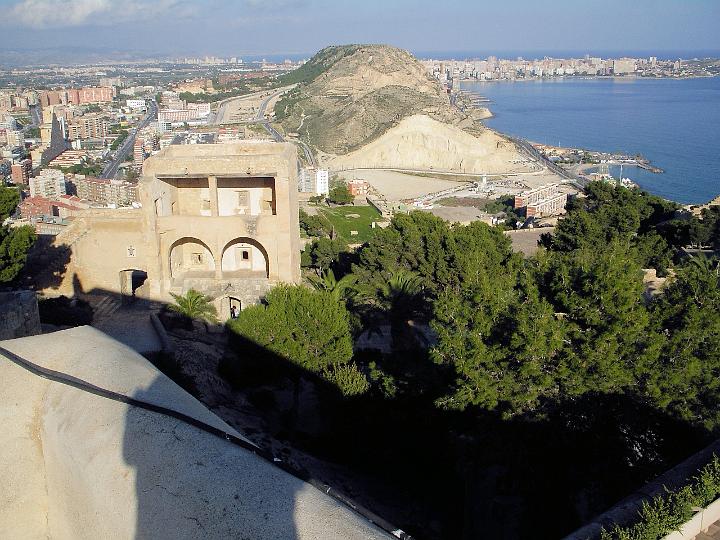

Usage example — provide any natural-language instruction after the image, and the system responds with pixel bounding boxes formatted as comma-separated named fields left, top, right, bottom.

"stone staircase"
left=90, top=295, right=121, bottom=321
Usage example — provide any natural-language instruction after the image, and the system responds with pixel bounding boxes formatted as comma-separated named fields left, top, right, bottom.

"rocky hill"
left=274, top=44, right=528, bottom=173
left=275, top=45, right=467, bottom=153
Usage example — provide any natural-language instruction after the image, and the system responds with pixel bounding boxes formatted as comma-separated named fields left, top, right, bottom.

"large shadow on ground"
left=17, top=240, right=711, bottom=539
left=217, top=334, right=711, bottom=540
left=121, top=377, right=303, bottom=540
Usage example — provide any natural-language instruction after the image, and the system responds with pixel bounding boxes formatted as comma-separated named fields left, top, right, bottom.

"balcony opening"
left=217, top=177, right=276, bottom=217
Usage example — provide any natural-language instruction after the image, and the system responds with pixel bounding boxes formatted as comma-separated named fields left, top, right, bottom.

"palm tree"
left=369, top=270, right=424, bottom=352
left=308, top=268, right=358, bottom=303
left=169, top=289, right=219, bottom=324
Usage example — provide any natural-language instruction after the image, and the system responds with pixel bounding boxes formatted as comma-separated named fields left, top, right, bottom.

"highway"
left=212, top=86, right=317, bottom=166
left=100, top=100, right=157, bottom=180
left=21, top=105, right=42, bottom=135
left=507, top=135, right=588, bottom=190
left=255, top=89, right=317, bottom=166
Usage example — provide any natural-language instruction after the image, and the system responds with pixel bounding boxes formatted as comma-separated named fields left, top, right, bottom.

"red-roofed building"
left=19, top=196, right=88, bottom=219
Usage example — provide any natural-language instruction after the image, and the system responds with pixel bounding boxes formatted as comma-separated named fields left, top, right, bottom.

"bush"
left=299, top=208, right=328, bottom=237
left=168, top=289, right=218, bottom=324
left=601, top=455, right=720, bottom=540
left=324, top=363, right=370, bottom=397
left=227, top=285, right=353, bottom=374
left=327, top=182, right=353, bottom=205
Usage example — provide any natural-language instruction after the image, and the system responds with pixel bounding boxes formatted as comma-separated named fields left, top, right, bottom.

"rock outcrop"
left=328, top=114, right=528, bottom=174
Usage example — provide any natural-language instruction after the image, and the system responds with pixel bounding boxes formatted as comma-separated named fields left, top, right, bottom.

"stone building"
left=47, top=142, right=301, bottom=318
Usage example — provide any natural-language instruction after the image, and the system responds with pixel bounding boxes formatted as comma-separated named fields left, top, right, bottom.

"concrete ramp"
left=0, top=326, right=393, bottom=540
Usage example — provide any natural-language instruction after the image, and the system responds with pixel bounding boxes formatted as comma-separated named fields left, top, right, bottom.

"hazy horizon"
left=1, top=0, right=719, bottom=63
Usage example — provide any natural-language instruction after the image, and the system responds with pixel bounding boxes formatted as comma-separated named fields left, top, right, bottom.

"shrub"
left=168, top=289, right=218, bottom=324
left=327, top=182, right=353, bottom=205
left=601, top=455, right=720, bottom=540
left=324, top=363, right=370, bottom=397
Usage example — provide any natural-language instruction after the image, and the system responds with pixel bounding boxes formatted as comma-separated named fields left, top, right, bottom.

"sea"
left=460, top=77, right=720, bottom=204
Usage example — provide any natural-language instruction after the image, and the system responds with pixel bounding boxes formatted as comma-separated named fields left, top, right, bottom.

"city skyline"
left=1, top=0, right=719, bottom=61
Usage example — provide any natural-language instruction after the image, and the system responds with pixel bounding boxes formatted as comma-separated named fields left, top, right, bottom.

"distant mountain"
left=0, top=47, right=169, bottom=67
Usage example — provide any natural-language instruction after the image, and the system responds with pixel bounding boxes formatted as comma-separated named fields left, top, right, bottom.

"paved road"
left=24, top=105, right=42, bottom=133
left=100, top=100, right=157, bottom=180
left=507, top=135, right=588, bottom=190
left=331, top=166, right=543, bottom=178
left=212, top=86, right=318, bottom=167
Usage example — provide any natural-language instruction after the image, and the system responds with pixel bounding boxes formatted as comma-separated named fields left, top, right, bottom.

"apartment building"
left=67, top=113, right=109, bottom=140
left=30, top=169, right=66, bottom=199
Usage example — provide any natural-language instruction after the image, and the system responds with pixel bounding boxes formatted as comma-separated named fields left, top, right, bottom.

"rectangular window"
left=242, top=250, right=249, bottom=260
left=191, top=253, right=203, bottom=265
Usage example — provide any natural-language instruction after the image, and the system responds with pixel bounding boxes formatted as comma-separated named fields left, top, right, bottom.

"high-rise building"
left=316, top=169, right=329, bottom=195
left=67, top=114, right=109, bottom=140
left=39, top=87, right=114, bottom=107
left=11, top=159, right=32, bottom=185
left=71, top=176, right=138, bottom=207
left=612, top=58, right=636, bottom=74
left=6, top=130, right=25, bottom=148
left=298, top=168, right=330, bottom=195
left=31, top=110, right=68, bottom=167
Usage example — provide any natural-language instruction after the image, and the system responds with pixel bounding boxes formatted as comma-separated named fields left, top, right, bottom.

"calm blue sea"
left=461, top=77, right=720, bottom=204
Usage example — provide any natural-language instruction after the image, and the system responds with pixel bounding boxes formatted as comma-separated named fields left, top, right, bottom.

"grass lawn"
left=316, top=205, right=382, bottom=243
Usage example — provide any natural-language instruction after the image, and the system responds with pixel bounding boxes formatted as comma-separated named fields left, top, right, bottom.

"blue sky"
left=0, top=0, right=718, bottom=58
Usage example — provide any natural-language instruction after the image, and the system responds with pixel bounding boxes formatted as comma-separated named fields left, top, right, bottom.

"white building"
left=30, top=168, right=66, bottom=199
left=126, top=99, right=146, bottom=110
left=613, top=58, right=636, bottom=74
left=298, top=167, right=329, bottom=195
left=316, top=169, right=329, bottom=196
left=6, top=130, right=24, bottom=148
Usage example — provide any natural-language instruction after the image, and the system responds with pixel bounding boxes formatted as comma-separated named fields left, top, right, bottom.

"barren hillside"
left=328, top=114, right=527, bottom=174
left=274, top=44, right=530, bottom=173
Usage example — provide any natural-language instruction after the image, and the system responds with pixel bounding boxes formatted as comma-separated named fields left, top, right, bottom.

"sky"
left=0, top=0, right=719, bottom=59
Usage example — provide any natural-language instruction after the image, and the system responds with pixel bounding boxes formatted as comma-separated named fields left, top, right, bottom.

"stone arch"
left=169, top=237, right=215, bottom=279
left=221, top=237, right=269, bottom=278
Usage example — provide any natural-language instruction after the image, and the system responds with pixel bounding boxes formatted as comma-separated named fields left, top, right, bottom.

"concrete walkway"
left=88, top=295, right=163, bottom=355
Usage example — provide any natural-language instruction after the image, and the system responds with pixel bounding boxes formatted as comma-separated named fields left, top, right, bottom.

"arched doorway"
left=169, top=237, right=215, bottom=280
left=119, top=269, right=148, bottom=303
left=226, top=296, right=241, bottom=319
left=221, top=238, right=269, bottom=278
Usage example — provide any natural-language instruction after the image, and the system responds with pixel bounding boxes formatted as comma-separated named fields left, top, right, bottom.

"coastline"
left=459, top=73, right=720, bottom=86
left=457, top=76, right=720, bottom=205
